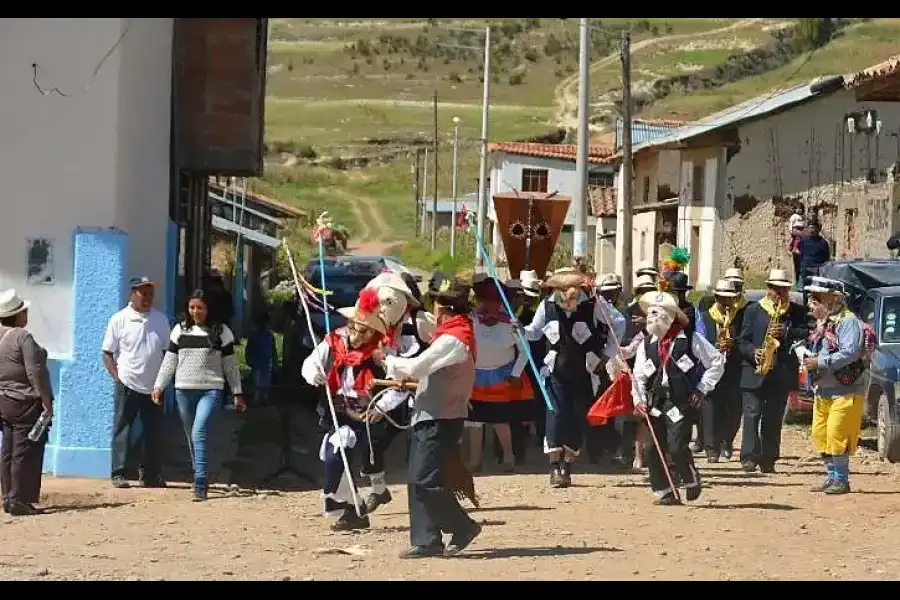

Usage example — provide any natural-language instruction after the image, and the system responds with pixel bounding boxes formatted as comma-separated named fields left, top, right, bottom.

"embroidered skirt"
left=468, top=360, right=535, bottom=424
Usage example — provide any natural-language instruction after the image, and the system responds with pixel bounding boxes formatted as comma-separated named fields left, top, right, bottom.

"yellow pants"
left=811, top=394, right=865, bottom=456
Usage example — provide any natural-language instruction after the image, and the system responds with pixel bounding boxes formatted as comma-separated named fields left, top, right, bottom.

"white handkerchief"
left=585, top=351, right=602, bottom=374
left=571, top=321, right=592, bottom=345
left=650, top=408, right=663, bottom=417
left=543, top=321, right=561, bottom=345
left=666, top=406, right=684, bottom=423
left=643, top=360, right=657, bottom=378
left=544, top=350, right=558, bottom=374
left=676, top=354, right=695, bottom=373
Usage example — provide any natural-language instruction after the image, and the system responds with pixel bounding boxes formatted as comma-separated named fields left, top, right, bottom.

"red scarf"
left=475, top=307, right=511, bottom=327
left=658, top=323, right=684, bottom=367
left=432, top=314, right=477, bottom=362
left=325, top=330, right=381, bottom=396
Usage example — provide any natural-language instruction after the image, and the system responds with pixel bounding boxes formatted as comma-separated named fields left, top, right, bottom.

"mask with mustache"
left=556, top=287, right=581, bottom=312
left=347, top=322, right=376, bottom=348
left=645, top=306, right=674, bottom=339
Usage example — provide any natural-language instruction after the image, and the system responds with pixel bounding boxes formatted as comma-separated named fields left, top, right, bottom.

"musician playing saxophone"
left=697, top=279, right=747, bottom=463
left=735, top=268, right=808, bottom=474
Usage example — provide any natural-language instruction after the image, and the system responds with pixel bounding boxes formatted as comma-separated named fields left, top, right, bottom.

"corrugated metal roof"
left=630, top=81, right=825, bottom=154
left=615, top=118, right=684, bottom=150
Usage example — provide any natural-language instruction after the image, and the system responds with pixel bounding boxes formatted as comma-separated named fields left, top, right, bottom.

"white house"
left=486, top=142, right=618, bottom=265
left=0, top=18, right=266, bottom=478
left=610, top=56, right=900, bottom=289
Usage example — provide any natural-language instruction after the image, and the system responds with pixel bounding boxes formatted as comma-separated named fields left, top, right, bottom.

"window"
left=522, top=168, right=549, bottom=193
left=880, top=296, right=900, bottom=343
left=588, top=172, right=614, bottom=188
left=691, top=163, right=705, bottom=204
left=642, top=175, right=651, bottom=202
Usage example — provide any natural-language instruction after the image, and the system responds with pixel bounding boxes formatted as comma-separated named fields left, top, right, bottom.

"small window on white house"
left=522, top=169, right=549, bottom=193
left=692, top=163, right=705, bottom=204
left=588, top=172, right=614, bottom=187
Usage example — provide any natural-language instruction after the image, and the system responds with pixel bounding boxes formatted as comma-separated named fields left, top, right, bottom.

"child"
left=246, top=312, right=278, bottom=406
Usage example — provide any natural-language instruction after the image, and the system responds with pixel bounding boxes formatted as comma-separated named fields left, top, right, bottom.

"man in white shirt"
left=101, top=277, right=171, bottom=489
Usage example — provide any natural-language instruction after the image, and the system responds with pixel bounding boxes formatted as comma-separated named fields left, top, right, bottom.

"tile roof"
left=845, top=54, right=900, bottom=88
left=589, top=185, right=617, bottom=217
left=488, top=142, right=618, bottom=164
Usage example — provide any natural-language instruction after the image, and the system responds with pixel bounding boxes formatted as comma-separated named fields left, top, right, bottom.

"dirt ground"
left=3, top=424, right=900, bottom=581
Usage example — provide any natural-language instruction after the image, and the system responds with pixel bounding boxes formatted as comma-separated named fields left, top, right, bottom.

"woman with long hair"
left=152, top=289, right=245, bottom=501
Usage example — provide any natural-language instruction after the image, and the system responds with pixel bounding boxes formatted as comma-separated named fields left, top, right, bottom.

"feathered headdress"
left=659, top=247, right=690, bottom=292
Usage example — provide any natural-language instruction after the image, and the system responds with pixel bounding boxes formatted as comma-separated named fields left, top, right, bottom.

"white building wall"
left=0, top=18, right=173, bottom=356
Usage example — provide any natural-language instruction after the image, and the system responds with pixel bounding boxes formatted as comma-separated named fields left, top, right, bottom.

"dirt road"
left=4, top=425, right=900, bottom=581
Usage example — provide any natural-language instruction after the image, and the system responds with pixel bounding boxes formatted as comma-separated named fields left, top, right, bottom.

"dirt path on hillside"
left=553, top=18, right=766, bottom=130
left=5, top=425, right=900, bottom=581
left=333, top=189, right=405, bottom=256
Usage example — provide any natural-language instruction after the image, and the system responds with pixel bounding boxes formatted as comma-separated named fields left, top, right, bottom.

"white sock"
left=369, top=472, right=387, bottom=494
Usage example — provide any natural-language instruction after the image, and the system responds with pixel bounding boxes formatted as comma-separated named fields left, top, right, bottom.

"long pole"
left=421, top=146, right=429, bottom=238
left=413, top=149, right=422, bottom=238
left=574, top=18, right=590, bottom=264
left=431, top=90, right=439, bottom=251
left=474, top=26, right=492, bottom=271
left=620, top=32, right=634, bottom=297
left=450, top=117, right=460, bottom=257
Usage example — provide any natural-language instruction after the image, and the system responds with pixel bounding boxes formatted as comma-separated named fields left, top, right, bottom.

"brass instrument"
left=755, top=297, right=786, bottom=376
left=716, top=306, right=735, bottom=352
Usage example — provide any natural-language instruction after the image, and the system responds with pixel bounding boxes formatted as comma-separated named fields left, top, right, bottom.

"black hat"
left=667, top=272, right=693, bottom=292
left=428, top=272, right=472, bottom=313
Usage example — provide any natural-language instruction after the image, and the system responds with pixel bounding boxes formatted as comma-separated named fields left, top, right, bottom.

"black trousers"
left=0, top=396, right=46, bottom=505
left=644, top=395, right=700, bottom=496
left=408, top=418, right=476, bottom=548
left=361, top=404, right=408, bottom=476
left=740, top=383, right=789, bottom=467
left=700, top=382, right=742, bottom=452
left=546, top=373, right=593, bottom=455
left=111, top=382, right=164, bottom=480
left=615, top=416, right=639, bottom=462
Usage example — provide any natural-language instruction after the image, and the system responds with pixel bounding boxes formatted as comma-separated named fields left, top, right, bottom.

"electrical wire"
left=32, top=18, right=133, bottom=97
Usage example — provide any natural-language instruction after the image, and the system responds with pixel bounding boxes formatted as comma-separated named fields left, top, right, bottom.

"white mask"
left=376, top=287, right=409, bottom=328
left=645, top=306, right=674, bottom=339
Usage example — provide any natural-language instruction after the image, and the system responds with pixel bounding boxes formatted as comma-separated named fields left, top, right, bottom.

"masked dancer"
left=632, top=291, right=725, bottom=505
left=802, top=276, right=869, bottom=494
left=736, top=268, right=808, bottom=474
left=377, top=274, right=481, bottom=559
left=521, top=269, right=626, bottom=488
left=301, top=288, right=388, bottom=531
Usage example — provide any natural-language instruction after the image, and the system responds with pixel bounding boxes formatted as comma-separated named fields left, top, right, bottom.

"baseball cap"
left=129, top=276, right=156, bottom=290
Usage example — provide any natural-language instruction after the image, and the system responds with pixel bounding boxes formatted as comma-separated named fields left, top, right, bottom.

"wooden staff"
left=371, top=379, right=418, bottom=391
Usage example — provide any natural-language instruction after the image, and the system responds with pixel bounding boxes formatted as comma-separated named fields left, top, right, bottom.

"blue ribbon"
left=475, top=240, right=556, bottom=413
left=317, top=237, right=332, bottom=335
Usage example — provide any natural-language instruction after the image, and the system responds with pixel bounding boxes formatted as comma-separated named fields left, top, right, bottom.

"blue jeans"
left=175, top=389, right=219, bottom=484
left=252, top=367, right=272, bottom=404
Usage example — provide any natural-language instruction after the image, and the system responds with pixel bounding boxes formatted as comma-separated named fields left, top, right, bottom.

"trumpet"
left=755, top=297, right=786, bottom=376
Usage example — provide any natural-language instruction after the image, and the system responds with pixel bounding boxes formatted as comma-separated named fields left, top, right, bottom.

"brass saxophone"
left=755, top=297, right=786, bottom=376
left=716, top=306, right=735, bottom=352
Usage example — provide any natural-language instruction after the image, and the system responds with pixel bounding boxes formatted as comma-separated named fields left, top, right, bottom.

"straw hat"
left=634, top=274, right=656, bottom=293
left=597, top=273, right=623, bottom=292
left=545, top=270, right=585, bottom=291
left=338, top=287, right=388, bottom=335
left=0, top=289, right=29, bottom=320
left=765, top=268, right=793, bottom=288
left=638, top=290, right=689, bottom=326
left=712, top=279, right=738, bottom=298
left=519, top=270, right=541, bottom=297
left=723, top=267, right=744, bottom=284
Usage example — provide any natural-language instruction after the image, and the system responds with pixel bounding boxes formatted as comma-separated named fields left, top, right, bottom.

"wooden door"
left=689, top=225, right=700, bottom=286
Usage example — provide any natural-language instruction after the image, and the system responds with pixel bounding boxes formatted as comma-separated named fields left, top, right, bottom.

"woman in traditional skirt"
left=465, top=277, right=535, bottom=472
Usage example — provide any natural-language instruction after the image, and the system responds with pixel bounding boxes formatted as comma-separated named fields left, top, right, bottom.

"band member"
left=698, top=279, right=747, bottom=462
left=636, top=261, right=659, bottom=282
left=597, top=274, right=626, bottom=310
left=632, top=291, right=725, bottom=505
left=377, top=275, right=482, bottom=559
left=521, top=269, right=626, bottom=488
left=802, top=276, right=868, bottom=494
left=591, top=273, right=628, bottom=463
left=665, top=272, right=697, bottom=332
left=466, top=277, right=534, bottom=472
left=736, top=268, right=808, bottom=473
left=301, top=288, right=388, bottom=531
left=724, top=267, right=747, bottom=298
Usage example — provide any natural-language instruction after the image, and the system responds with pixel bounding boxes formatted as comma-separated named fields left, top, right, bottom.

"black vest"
left=544, top=298, right=607, bottom=377
left=400, top=308, right=430, bottom=358
left=642, top=331, right=702, bottom=407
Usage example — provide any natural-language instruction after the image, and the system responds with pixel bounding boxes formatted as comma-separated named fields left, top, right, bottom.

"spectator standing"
left=797, top=220, right=832, bottom=289
left=102, top=277, right=170, bottom=489
left=246, top=312, right=277, bottom=406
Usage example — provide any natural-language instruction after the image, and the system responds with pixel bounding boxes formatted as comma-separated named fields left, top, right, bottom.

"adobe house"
left=0, top=18, right=267, bottom=477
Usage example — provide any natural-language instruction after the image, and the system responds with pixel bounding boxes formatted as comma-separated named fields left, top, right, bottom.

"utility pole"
left=413, top=149, right=422, bottom=238
left=474, top=26, right=492, bottom=271
left=573, top=18, right=590, bottom=265
left=620, top=31, right=634, bottom=296
left=431, top=90, right=439, bottom=251
left=421, top=145, right=429, bottom=238
left=450, top=116, right=461, bottom=257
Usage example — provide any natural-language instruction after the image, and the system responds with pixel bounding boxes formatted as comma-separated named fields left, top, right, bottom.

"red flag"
left=587, top=372, right=634, bottom=426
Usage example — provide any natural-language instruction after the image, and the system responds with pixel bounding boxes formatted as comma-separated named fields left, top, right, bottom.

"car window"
left=881, top=296, right=900, bottom=343
left=305, top=270, right=371, bottom=308
left=859, top=296, right=875, bottom=325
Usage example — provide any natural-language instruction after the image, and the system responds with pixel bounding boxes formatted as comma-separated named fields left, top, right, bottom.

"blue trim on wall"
left=44, top=228, right=128, bottom=478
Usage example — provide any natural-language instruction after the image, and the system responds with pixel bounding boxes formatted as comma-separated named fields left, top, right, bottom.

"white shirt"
left=631, top=330, right=725, bottom=407
left=384, top=335, right=469, bottom=394
left=102, top=305, right=171, bottom=394
left=473, top=314, right=527, bottom=376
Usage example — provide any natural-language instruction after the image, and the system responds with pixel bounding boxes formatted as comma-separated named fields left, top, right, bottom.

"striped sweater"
left=153, top=323, right=243, bottom=394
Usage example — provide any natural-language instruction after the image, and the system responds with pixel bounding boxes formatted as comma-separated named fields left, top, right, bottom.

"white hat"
left=634, top=274, right=656, bottom=293
left=803, top=276, right=845, bottom=296
left=519, top=270, right=541, bottom=297
left=0, top=289, right=30, bottom=320
left=765, top=268, right=793, bottom=288
left=598, top=273, right=623, bottom=292
left=636, top=261, right=658, bottom=276
left=638, top=290, right=688, bottom=326
left=723, top=267, right=744, bottom=283
left=366, top=271, right=420, bottom=308
left=713, top=279, right=738, bottom=298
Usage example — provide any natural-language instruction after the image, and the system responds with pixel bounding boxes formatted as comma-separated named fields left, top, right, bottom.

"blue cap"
left=129, top=276, right=156, bottom=290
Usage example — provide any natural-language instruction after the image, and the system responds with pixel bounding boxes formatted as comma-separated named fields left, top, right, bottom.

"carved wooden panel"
left=493, top=193, right=571, bottom=279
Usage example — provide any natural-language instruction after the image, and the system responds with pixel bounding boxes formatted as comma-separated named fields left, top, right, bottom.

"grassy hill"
left=255, top=18, right=900, bottom=272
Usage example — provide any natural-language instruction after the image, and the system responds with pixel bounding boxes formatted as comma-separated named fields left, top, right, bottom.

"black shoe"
left=685, top=484, right=702, bottom=502
left=330, top=511, right=370, bottom=531
left=810, top=477, right=834, bottom=492
left=141, top=476, right=167, bottom=489
left=823, top=480, right=850, bottom=494
left=111, top=476, right=130, bottom=489
left=741, top=461, right=758, bottom=473
left=364, top=489, right=393, bottom=514
left=558, top=461, right=573, bottom=487
left=705, top=449, right=719, bottom=463
left=192, top=480, right=208, bottom=502
left=399, top=544, right=444, bottom=559
left=654, top=493, right=682, bottom=506
left=721, top=448, right=733, bottom=461
left=7, top=502, right=44, bottom=516
left=2, top=502, right=10, bottom=514
left=549, top=462, right=568, bottom=488
left=759, top=463, right=777, bottom=474
left=445, top=522, right=482, bottom=557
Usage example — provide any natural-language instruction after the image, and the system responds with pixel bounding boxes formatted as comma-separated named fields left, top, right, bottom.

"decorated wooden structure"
left=493, top=192, right=571, bottom=279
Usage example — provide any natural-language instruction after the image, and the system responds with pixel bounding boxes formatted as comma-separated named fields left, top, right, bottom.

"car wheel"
left=876, top=394, right=900, bottom=463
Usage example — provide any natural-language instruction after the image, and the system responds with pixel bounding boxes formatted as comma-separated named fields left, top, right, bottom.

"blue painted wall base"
left=43, top=228, right=128, bottom=479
